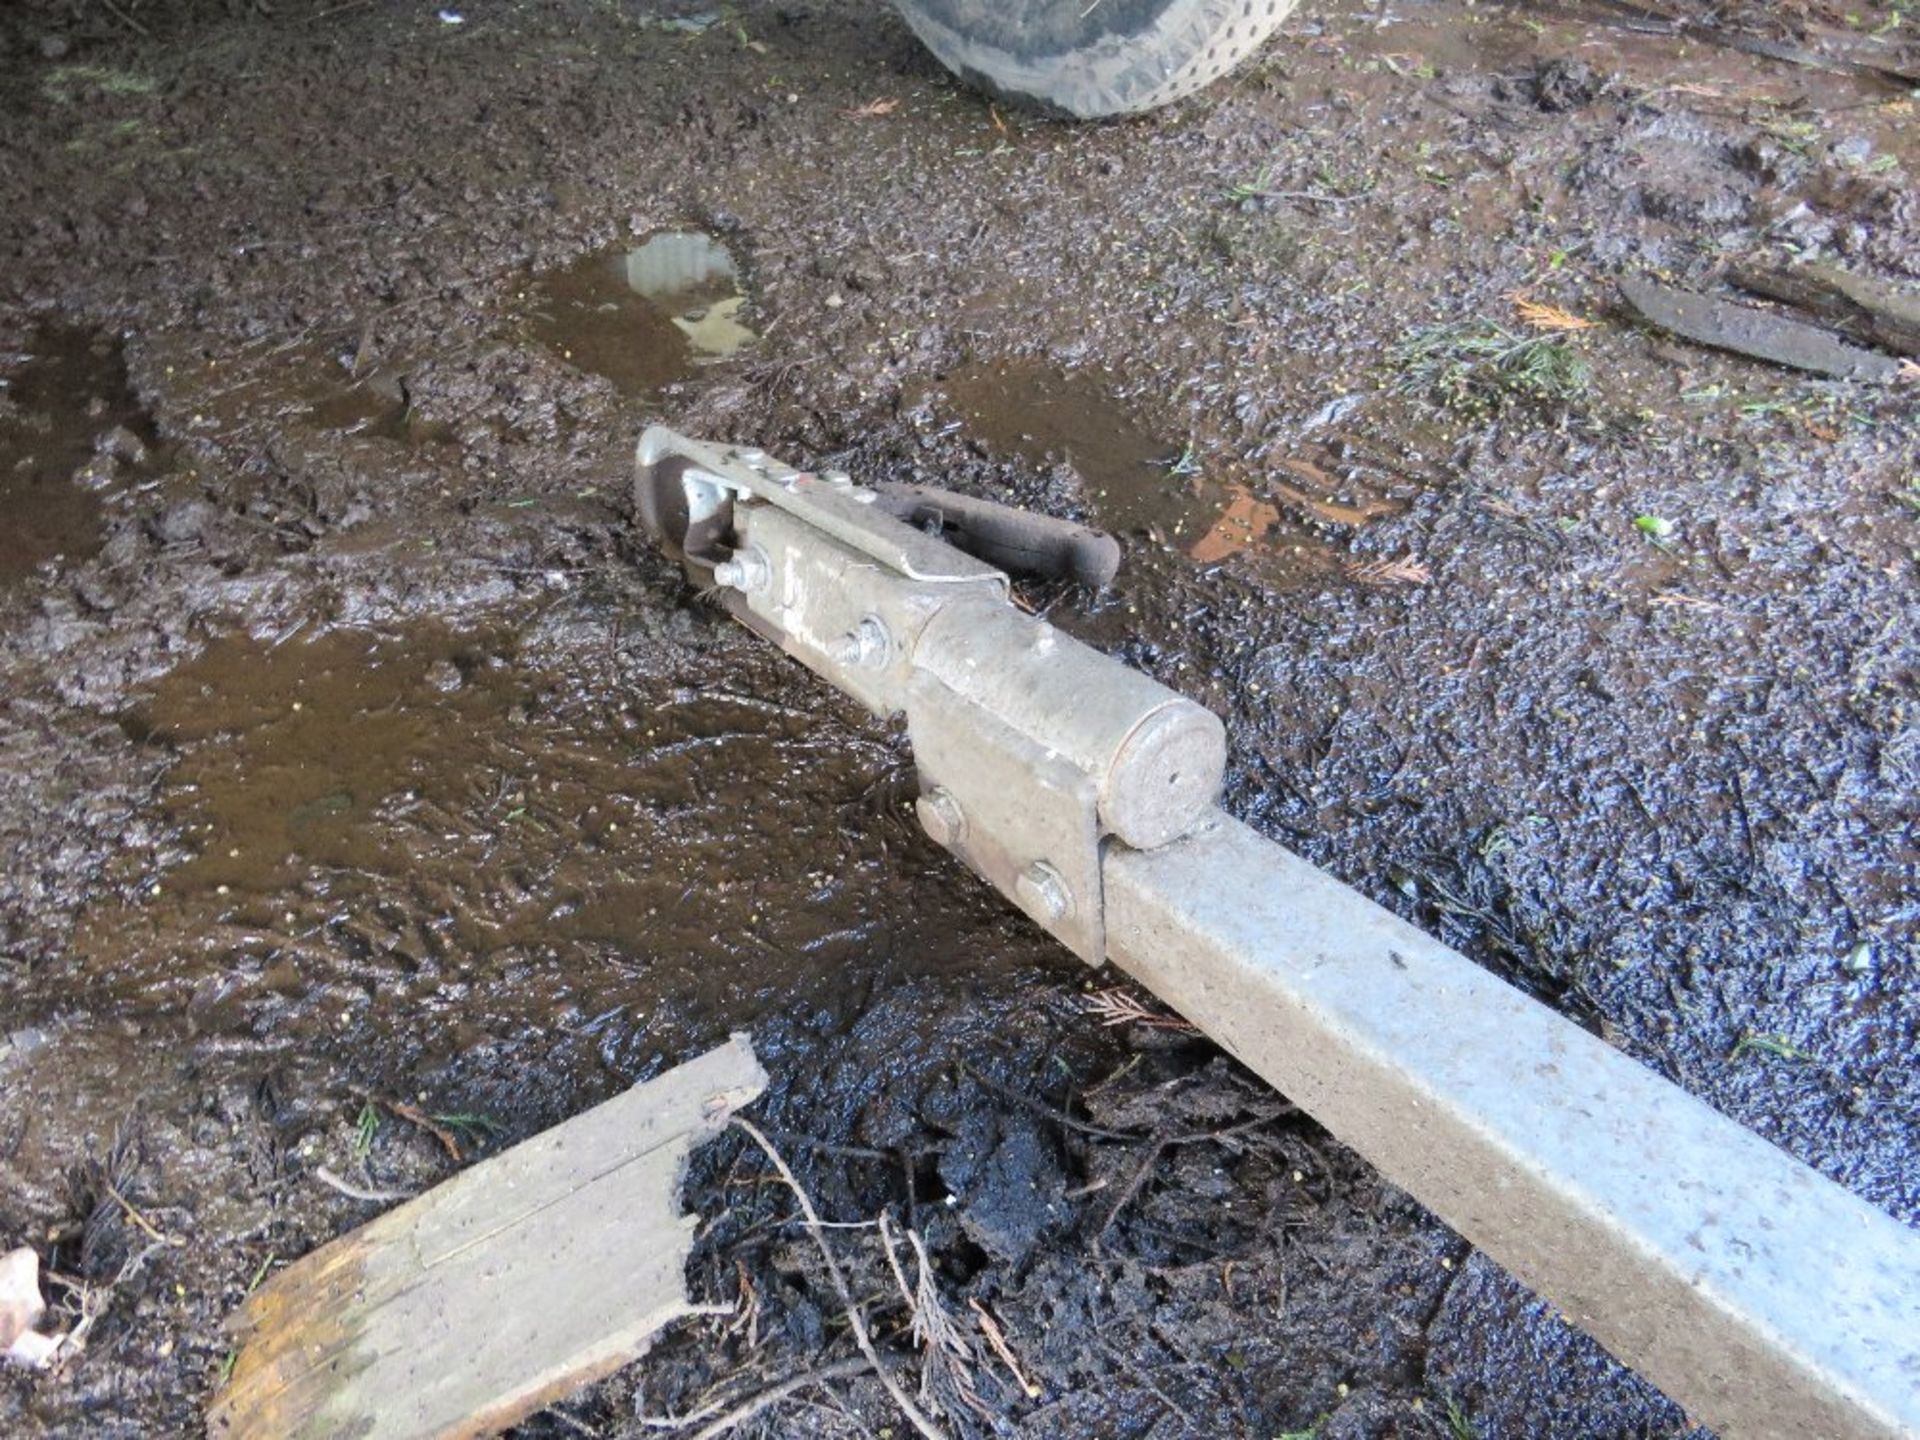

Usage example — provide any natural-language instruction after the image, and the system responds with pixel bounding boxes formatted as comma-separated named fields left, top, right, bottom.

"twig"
left=724, top=1258, right=760, bottom=1349
left=1344, top=555, right=1432, bottom=587
left=102, top=1181, right=181, bottom=1248
left=1245, top=189, right=1358, bottom=207
left=967, top=1299, right=1040, bottom=1399
left=1083, top=989, right=1201, bottom=1033
left=963, top=1069, right=1143, bottom=1142
left=878, top=1214, right=985, bottom=1417
left=304, top=0, right=377, bottom=20
left=1100, top=1139, right=1170, bottom=1236
left=733, top=1120, right=950, bottom=1440
left=1100, top=1338, right=1195, bottom=1430
left=374, top=1096, right=464, bottom=1162
left=1101, top=1109, right=1295, bottom=1235
left=312, top=1166, right=411, bottom=1203
left=683, top=1356, right=873, bottom=1440
left=100, top=0, right=153, bottom=37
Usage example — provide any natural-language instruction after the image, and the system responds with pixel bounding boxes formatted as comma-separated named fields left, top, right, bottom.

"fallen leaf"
left=1190, top=485, right=1280, bottom=563
left=839, top=96, right=901, bottom=120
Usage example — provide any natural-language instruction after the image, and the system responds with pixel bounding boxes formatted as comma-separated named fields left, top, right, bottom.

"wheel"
left=894, top=0, right=1301, bottom=118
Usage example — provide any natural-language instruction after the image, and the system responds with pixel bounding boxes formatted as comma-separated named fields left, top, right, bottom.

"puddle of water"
left=524, top=230, right=756, bottom=394
left=1189, top=485, right=1282, bottom=564
left=914, top=359, right=1195, bottom=536
left=301, top=365, right=456, bottom=446
left=0, top=324, right=157, bottom=584
left=117, top=624, right=878, bottom=960
left=1341, top=7, right=1546, bottom=74
left=915, top=360, right=1399, bottom=575
left=83, top=620, right=947, bottom=1060
left=126, top=625, right=522, bottom=898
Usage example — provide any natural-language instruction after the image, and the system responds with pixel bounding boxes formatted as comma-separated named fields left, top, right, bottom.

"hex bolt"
left=915, top=788, right=966, bottom=847
left=713, top=546, right=771, bottom=593
left=825, top=615, right=892, bottom=668
left=1015, top=862, right=1073, bottom=924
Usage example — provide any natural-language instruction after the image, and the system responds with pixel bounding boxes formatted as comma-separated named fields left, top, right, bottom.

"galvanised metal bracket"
left=634, top=427, right=1920, bottom=1440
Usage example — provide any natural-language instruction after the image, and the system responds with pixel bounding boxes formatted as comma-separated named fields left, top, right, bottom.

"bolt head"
left=1015, top=863, right=1072, bottom=924
left=915, top=789, right=965, bottom=847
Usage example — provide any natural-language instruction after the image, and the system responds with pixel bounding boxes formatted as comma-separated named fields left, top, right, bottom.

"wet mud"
left=1, top=0, right=1916, bottom=1436
left=0, top=326, right=159, bottom=584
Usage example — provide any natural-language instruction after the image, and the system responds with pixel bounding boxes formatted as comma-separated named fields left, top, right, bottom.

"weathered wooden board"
left=1619, top=274, right=1903, bottom=380
left=1730, top=260, right=1920, bottom=358
left=208, top=1034, right=766, bottom=1440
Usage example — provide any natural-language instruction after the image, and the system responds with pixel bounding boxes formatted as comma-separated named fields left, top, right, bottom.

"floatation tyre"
left=895, top=0, right=1301, bottom=118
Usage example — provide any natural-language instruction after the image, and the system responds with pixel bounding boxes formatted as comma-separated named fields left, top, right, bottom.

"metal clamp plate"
left=906, top=669, right=1107, bottom=964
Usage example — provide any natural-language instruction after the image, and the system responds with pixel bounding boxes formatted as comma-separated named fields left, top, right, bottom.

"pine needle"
left=1083, top=989, right=1200, bottom=1033
left=1511, top=293, right=1596, bottom=332
left=1344, top=555, right=1432, bottom=586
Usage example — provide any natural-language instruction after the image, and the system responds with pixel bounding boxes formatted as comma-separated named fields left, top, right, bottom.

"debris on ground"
left=0, top=1247, right=58, bottom=1370
left=1618, top=275, right=1905, bottom=380
left=207, top=1036, right=766, bottom=1440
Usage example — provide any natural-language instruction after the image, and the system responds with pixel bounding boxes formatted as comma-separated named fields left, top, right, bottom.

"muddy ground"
left=0, top=0, right=1915, bottom=1435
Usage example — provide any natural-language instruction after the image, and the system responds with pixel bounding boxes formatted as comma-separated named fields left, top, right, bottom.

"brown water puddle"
left=914, top=358, right=1191, bottom=536
left=523, top=230, right=756, bottom=394
left=146, top=334, right=457, bottom=450
left=916, top=359, right=1399, bottom=576
left=68, top=616, right=961, bottom=1067
left=109, top=620, right=885, bottom=965
left=301, top=365, right=455, bottom=446
left=124, top=625, right=520, bottom=900
left=0, top=324, right=158, bottom=584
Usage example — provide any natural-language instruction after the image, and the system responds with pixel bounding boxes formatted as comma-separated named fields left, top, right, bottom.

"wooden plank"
left=208, top=1034, right=766, bottom=1440
left=1729, top=261, right=1920, bottom=359
left=1618, top=275, right=1903, bottom=381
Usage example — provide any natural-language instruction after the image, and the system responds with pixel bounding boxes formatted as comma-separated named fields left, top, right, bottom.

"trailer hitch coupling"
left=634, top=427, right=1223, bottom=964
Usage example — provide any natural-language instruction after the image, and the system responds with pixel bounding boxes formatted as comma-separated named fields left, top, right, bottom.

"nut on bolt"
left=713, top=546, right=770, bottom=593
left=1015, top=862, right=1073, bottom=924
left=915, top=788, right=966, bottom=847
left=826, top=615, right=892, bottom=669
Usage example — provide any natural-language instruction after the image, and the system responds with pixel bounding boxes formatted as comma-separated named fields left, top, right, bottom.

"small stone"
left=96, top=426, right=147, bottom=466
left=1832, top=135, right=1874, bottom=166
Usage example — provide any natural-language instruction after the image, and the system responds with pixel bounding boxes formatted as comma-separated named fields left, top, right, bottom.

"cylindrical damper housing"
left=912, top=600, right=1226, bottom=851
